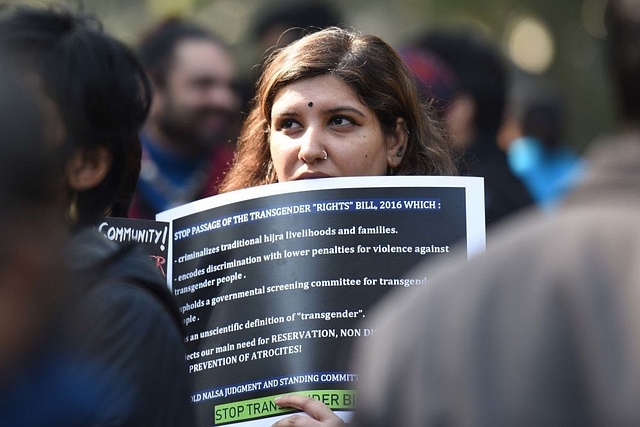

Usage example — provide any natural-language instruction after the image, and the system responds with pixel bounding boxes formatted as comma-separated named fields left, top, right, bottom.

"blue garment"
left=508, top=136, right=585, bottom=210
left=0, top=348, right=126, bottom=427
left=136, top=133, right=206, bottom=213
left=132, top=133, right=234, bottom=219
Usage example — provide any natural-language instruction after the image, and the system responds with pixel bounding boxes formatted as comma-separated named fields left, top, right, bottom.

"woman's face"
left=269, top=74, right=404, bottom=181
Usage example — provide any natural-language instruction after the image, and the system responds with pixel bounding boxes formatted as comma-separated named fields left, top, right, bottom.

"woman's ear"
left=386, top=117, right=409, bottom=169
left=66, top=147, right=112, bottom=191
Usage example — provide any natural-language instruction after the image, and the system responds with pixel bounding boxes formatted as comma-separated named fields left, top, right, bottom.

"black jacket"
left=66, top=228, right=194, bottom=427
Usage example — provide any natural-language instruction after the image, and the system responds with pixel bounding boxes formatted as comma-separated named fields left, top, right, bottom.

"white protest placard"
left=158, top=176, right=485, bottom=427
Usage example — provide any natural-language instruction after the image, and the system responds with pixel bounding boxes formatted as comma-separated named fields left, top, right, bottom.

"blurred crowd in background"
left=18, top=0, right=612, bottom=155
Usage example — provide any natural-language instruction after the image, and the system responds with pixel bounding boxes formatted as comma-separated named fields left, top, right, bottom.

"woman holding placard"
left=219, top=26, right=458, bottom=427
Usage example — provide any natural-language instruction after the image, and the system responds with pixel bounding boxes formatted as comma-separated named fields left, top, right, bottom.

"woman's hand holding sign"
left=272, top=395, right=346, bottom=427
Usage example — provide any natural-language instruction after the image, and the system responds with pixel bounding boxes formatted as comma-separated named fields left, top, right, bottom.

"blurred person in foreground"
left=350, top=1, right=640, bottom=425
left=129, top=18, right=241, bottom=218
left=0, top=6, right=193, bottom=426
left=0, top=64, right=90, bottom=426
left=407, top=31, right=533, bottom=229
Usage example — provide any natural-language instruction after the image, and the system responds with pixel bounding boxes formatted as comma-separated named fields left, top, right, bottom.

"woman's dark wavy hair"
left=0, top=5, right=151, bottom=226
left=220, top=27, right=457, bottom=192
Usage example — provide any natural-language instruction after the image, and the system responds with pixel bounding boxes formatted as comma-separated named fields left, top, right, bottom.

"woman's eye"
left=276, top=119, right=301, bottom=131
left=330, top=116, right=354, bottom=126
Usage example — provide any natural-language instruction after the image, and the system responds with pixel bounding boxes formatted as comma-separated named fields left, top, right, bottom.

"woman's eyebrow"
left=272, top=106, right=367, bottom=119
left=271, top=109, right=299, bottom=118
left=327, top=106, right=366, bottom=117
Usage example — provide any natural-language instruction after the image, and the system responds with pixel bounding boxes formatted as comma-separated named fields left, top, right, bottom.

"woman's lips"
left=293, top=171, right=332, bottom=180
